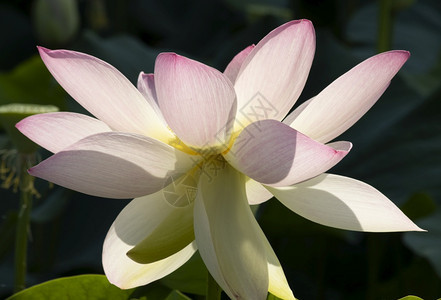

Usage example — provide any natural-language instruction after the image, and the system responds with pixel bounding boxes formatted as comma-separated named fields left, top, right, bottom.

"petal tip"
left=28, top=163, right=43, bottom=177
left=15, top=118, right=25, bottom=131
left=155, top=52, right=184, bottom=70
left=382, top=50, right=411, bottom=65
left=37, top=46, right=52, bottom=56
left=413, top=225, right=427, bottom=232
left=285, top=19, right=314, bottom=31
left=138, top=72, right=154, bottom=84
left=393, top=50, right=411, bottom=59
left=299, top=18, right=313, bottom=25
left=343, top=142, right=353, bottom=152
left=27, top=167, right=36, bottom=176
left=36, top=45, right=48, bottom=51
left=157, top=52, right=179, bottom=61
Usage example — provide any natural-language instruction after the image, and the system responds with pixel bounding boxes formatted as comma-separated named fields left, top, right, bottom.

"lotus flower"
left=17, top=19, right=422, bottom=300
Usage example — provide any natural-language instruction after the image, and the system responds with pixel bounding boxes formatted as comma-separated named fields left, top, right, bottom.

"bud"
left=32, top=0, right=80, bottom=46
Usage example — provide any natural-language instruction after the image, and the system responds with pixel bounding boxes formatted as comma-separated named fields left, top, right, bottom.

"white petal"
left=225, top=120, right=351, bottom=187
left=103, top=193, right=197, bottom=289
left=16, top=112, right=111, bottom=153
left=246, top=178, right=273, bottom=205
left=286, top=51, right=410, bottom=143
left=233, top=20, right=315, bottom=130
left=194, top=163, right=268, bottom=299
left=29, top=132, right=195, bottom=199
left=155, top=53, right=236, bottom=149
left=38, top=47, right=173, bottom=143
left=267, top=173, right=424, bottom=232
left=261, top=232, right=295, bottom=300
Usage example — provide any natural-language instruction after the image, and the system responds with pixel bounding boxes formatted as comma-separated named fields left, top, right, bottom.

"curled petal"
left=194, top=163, right=268, bottom=299
left=286, top=51, right=410, bottom=143
left=267, top=173, right=424, bottom=232
left=38, top=47, right=173, bottom=142
left=225, top=120, right=351, bottom=187
left=155, top=53, right=237, bottom=149
left=127, top=171, right=198, bottom=264
left=233, top=20, right=315, bottom=128
left=29, top=132, right=195, bottom=199
left=137, top=72, right=165, bottom=123
left=16, top=112, right=111, bottom=153
left=103, top=194, right=197, bottom=289
left=246, top=178, right=273, bottom=205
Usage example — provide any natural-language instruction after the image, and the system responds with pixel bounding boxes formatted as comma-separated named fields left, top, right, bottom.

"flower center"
left=162, top=168, right=198, bottom=208
left=161, top=126, right=241, bottom=208
left=161, top=154, right=227, bottom=208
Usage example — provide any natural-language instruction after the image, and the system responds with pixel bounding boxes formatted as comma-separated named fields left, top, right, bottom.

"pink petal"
left=223, top=45, right=255, bottom=83
left=16, top=112, right=111, bottom=153
left=29, top=132, right=195, bottom=199
left=286, top=51, right=410, bottom=143
left=225, top=120, right=351, bottom=187
left=38, top=47, right=173, bottom=142
left=268, top=174, right=424, bottom=232
left=233, top=20, right=315, bottom=129
left=154, top=53, right=237, bottom=149
left=137, top=72, right=166, bottom=123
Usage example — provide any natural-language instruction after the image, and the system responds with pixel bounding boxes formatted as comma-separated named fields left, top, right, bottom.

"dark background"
left=0, top=0, right=440, bottom=299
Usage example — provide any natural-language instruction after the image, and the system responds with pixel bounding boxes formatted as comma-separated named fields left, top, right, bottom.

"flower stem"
left=13, top=155, right=34, bottom=293
left=206, top=271, right=222, bottom=300
left=377, top=0, right=393, bottom=53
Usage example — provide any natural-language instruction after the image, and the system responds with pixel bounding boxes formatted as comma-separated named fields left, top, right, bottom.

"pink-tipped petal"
left=155, top=53, right=237, bottom=149
left=103, top=194, right=197, bottom=289
left=16, top=112, right=111, bottom=153
left=223, top=45, right=255, bottom=83
left=233, top=20, right=315, bottom=129
left=268, top=174, right=424, bottom=232
left=225, top=120, right=351, bottom=187
left=38, top=47, right=173, bottom=142
left=29, top=132, right=194, bottom=199
left=286, top=50, right=410, bottom=143
left=137, top=72, right=165, bottom=123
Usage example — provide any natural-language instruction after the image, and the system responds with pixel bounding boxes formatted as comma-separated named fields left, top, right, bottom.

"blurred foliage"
left=0, top=56, right=66, bottom=112
left=398, top=296, right=424, bottom=300
left=0, top=0, right=440, bottom=299
left=7, top=274, right=134, bottom=300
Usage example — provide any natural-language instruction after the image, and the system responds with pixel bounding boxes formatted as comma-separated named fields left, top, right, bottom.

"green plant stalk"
left=378, top=0, right=393, bottom=53
left=13, top=156, right=34, bottom=293
left=206, top=271, right=222, bottom=300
